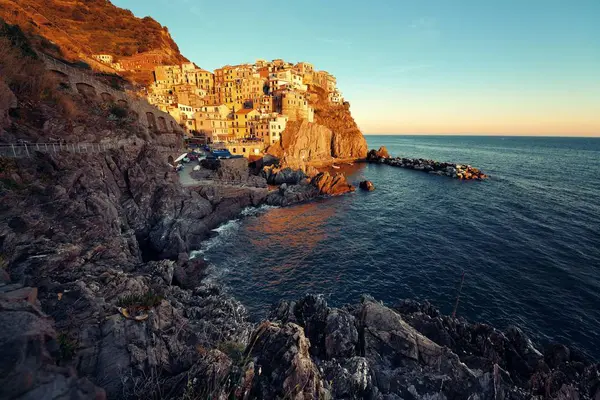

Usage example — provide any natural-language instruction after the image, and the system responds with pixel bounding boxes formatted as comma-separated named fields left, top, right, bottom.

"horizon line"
left=363, top=133, right=600, bottom=138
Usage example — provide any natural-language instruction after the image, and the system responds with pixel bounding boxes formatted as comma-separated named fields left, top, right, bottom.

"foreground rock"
left=359, top=180, right=375, bottom=191
left=0, top=283, right=105, bottom=399
left=266, top=295, right=599, bottom=400
left=368, top=148, right=489, bottom=180
left=0, top=146, right=260, bottom=398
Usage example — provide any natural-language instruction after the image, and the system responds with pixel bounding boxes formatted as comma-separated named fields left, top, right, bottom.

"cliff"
left=309, top=85, right=368, bottom=159
left=267, top=86, right=368, bottom=168
left=0, top=20, right=183, bottom=144
left=0, top=0, right=187, bottom=83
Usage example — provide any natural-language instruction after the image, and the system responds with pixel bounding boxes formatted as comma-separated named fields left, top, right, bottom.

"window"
left=232, top=148, right=236, bottom=153
left=242, top=147, right=246, bottom=153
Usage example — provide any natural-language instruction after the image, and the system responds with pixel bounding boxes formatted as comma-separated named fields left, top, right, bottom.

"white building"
left=93, top=54, right=114, bottom=64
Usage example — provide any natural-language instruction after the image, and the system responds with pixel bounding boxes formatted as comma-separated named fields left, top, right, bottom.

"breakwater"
left=367, top=146, right=488, bottom=180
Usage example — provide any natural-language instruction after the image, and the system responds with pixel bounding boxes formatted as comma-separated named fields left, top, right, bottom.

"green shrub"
left=117, top=289, right=163, bottom=309
left=57, top=332, right=77, bottom=362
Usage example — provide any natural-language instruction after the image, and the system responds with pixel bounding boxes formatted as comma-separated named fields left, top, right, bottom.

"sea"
left=194, top=135, right=600, bottom=360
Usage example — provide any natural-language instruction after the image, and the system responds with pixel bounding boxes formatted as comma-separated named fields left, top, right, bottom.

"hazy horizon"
left=113, top=0, right=600, bottom=137
left=363, top=132, right=600, bottom=137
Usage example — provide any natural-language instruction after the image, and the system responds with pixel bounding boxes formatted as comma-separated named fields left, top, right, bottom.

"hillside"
left=0, top=0, right=187, bottom=82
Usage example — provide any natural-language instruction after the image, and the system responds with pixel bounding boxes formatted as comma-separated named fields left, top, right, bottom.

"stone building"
left=273, top=90, right=314, bottom=122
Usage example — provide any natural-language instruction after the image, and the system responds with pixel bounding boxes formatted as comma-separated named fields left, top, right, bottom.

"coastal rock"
left=0, top=286, right=105, bottom=400
left=267, top=120, right=333, bottom=163
left=368, top=152, right=489, bottom=180
left=310, top=88, right=368, bottom=159
left=366, top=146, right=390, bottom=161
left=267, top=107, right=368, bottom=167
left=311, top=171, right=355, bottom=196
left=243, top=321, right=330, bottom=399
left=261, top=165, right=307, bottom=185
left=359, top=180, right=375, bottom=191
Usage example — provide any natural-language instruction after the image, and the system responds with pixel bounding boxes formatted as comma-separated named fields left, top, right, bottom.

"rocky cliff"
left=267, top=87, right=368, bottom=168
left=0, top=0, right=187, bottom=83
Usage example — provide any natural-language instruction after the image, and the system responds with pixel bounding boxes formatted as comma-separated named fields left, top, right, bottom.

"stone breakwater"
left=367, top=146, right=488, bottom=180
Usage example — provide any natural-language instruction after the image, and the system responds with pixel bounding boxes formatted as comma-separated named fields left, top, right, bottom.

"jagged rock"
left=359, top=180, right=375, bottom=191
left=173, top=257, right=208, bottom=289
left=321, top=357, right=371, bottom=398
left=268, top=120, right=333, bottom=162
left=216, top=157, right=268, bottom=187
left=244, top=321, right=330, bottom=399
left=261, top=165, right=307, bottom=185
left=325, top=309, right=359, bottom=359
left=311, top=171, right=355, bottom=196
left=267, top=113, right=367, bottom=167
left=0, top=291, right=105, bottom=400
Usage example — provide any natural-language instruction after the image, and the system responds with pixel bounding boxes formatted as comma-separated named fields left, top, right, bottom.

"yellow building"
left=194, top=105, right=231, bottom=142
left=226, top=141, right=265, bottom=159
left=232, top=108, right=260, bottom=139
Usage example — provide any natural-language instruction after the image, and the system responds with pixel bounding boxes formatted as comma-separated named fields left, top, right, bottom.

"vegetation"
left=217, top=341, right=246, bottom=364
left=117, top=289, right=163, bottom=310
left=57, top=332, right=77, bottom=363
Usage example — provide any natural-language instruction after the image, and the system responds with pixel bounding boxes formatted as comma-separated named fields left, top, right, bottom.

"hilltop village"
left=93, top=54, right=343, bottom=158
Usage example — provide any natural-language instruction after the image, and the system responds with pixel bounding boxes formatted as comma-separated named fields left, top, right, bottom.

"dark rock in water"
left=359, top=180, right=375, bottom=191
left=366, top=146, right=390, bottom=161
left=311, top=171, right=355, bottom=196
left=545, top=343, right=571, bottom=368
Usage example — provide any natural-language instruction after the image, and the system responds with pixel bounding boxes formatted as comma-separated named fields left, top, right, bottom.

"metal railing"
left=0, top=142, right=183, bottom=158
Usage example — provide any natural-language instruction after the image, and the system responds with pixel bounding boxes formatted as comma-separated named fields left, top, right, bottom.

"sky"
left=112, top=0, right=600, bottom=136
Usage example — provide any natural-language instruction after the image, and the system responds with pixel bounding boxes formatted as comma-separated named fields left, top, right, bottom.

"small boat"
left=332, top=164, right=340, bottom=169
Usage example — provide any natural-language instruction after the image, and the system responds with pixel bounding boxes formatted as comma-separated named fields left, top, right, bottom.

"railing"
left=0, top=142, right=183, bottom=158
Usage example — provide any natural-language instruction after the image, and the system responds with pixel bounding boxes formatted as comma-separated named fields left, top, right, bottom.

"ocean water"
left=200, top=135, right=600, bottom=360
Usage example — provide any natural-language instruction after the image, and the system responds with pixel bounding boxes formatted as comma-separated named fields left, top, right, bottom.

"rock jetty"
left=367, top=146, right=488, bottom=180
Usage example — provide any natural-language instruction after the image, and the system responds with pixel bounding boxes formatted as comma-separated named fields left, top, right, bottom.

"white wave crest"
left=190, top=219, right=240, bottom=259
left=240, top=204, right=279, bottom=217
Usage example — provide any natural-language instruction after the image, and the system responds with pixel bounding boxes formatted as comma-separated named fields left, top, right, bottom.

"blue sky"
left=113, top=0, right=600, bottom=135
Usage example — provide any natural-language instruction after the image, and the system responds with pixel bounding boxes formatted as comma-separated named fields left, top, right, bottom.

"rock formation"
left=267, top=87, right=368, bottom=169
left=309, top=85, right=368, bottom=160
left=359, top=180, right=375, bottom=191
left=367, top=146, right=390, bottom=161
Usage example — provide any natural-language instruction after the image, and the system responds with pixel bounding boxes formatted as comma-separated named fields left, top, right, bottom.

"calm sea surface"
left=197, top=136, right=600, bottom=359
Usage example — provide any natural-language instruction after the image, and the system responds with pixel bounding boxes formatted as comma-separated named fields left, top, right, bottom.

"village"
left=92, top=53, right=344, bottom=160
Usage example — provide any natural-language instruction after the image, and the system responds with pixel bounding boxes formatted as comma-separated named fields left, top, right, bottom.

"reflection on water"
left=246, top=202, right=337, bottom=288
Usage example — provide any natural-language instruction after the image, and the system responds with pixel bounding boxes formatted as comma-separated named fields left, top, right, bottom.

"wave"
left=241, top=204, right=280, bottom=217
left=189, top=205, right=279, bottom=260
left=190, top=219, right=241, bottom=260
